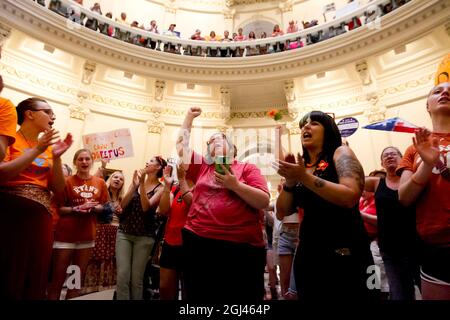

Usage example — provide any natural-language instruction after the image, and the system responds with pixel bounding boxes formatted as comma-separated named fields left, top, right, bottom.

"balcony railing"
left=40, top=0, right=404, bottom=57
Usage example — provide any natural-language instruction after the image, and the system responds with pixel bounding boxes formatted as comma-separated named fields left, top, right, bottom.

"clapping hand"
left=413, top=128, right=440, bottom=167
left=52, top=133, right=73, bottom=158
left=163, top=166, right=174, bottom=187
left=272, top=152, right=305, bottom=186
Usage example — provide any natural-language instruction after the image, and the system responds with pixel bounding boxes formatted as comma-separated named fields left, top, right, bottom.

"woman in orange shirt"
left=0, top=97, right=72, bottom=299
left=47, top=149, right=110, bottom=300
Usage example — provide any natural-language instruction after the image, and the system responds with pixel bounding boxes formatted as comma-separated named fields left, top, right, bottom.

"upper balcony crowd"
left=33, top=0, right=410, bottom=57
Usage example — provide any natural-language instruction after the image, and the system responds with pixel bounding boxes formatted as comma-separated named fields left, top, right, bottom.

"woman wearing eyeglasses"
left=397, top=81, right=450, bottom=300
left=0, top=97, right=72, bottom=299
left=275, top=111, right=376, bottom=300
left=177, top=107, right=270, bottom=301
left=115, top=156, right=167, bottom=300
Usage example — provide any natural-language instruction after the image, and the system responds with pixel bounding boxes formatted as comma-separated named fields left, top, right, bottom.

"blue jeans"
left=115, top=230, right=155, bottom=300
left=381, top=250, right=420, bottom=300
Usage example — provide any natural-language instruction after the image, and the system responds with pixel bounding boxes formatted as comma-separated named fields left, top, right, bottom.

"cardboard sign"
left=82, top=128, right=134, bottom=161
left=337, top=117, right=359, bottom=137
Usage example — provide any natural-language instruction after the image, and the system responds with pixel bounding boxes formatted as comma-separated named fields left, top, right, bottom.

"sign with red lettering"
left=82, top=128, right=134, bottom=161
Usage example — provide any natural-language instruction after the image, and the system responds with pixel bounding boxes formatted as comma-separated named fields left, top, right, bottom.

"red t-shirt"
left=397, top=133, right=450, bottom=247
left=185, top=152, right=269, bottom=247
left=359, top=195, right=378, bottom=239
left=164, top=187, right=190, bottom=246
left=54, top=175, right=109, bottom=242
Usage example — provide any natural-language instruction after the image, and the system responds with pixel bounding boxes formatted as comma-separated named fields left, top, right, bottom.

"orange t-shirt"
left=397, top=133, right=450, bottom=247
left=0, top=97, right=17, bottom=146
left=2, top=132, right=53, bottom=189
left=54, top=175, right=109, bottom=243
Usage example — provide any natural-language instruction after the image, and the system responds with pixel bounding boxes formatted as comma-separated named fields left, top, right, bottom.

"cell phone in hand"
left=215, top=156, right=231, bottom=174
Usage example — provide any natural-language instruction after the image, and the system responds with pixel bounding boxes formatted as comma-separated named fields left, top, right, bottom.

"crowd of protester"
left=1, top=6, right=448, bottom=299
left=33, top=0, right=411, bottom=57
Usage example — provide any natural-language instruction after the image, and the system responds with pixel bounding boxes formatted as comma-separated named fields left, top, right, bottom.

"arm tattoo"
left=314, top=178, right=325, bottom=188
left=336, top=154, right=365, bottom=191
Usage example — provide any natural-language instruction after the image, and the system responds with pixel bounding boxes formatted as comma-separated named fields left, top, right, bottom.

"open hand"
left=163, top=166, right=174, bottom=186
left=413, top=128, right=440, bottom=167
left=52, top=133, right=73, bottom=158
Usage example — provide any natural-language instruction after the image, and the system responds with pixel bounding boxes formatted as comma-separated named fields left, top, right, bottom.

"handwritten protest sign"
left=82, top=128, right=134, bottom=161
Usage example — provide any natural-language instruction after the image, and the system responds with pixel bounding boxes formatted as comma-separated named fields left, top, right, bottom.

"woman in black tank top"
left=276, top=111, right=376, bottom=301
left=365, top=147, right=420, bottom=300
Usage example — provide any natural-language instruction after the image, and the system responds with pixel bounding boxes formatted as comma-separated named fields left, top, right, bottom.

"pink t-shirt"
left=185, top=152, right=268, bottom=247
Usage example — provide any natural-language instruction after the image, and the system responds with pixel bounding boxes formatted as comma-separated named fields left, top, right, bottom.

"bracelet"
left=411, top=175, right=426, bottom=187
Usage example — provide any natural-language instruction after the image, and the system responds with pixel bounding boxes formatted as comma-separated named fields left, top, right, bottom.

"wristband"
left=410, top=175, right=426, bottom=187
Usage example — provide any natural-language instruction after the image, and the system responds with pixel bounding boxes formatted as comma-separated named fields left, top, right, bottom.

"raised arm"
left=176, top=107, right=202, bottom=166
left=398, top=128, right=439, bottom=206
left=158, top=166, right=174, bottom=216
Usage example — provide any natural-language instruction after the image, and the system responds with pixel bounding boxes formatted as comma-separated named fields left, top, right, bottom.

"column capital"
left=147, top=119, right=165, bottom=134
left=68, top=104, right=89, bottom=120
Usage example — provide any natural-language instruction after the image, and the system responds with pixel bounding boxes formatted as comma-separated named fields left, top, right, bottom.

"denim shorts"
left=278, top=224, right=299, bottom=256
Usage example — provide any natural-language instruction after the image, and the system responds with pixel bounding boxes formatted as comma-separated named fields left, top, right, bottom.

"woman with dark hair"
left=177, top=107, right=270, bottom=301
left=47, top=148, right=109, bottom=300
left=115, top=156, right=167, bottom=300
left=364, top=147, right=420, bottom=300
left=275, top=111, right=376, bottom=300
left=0, top=97, right=72, bottom=299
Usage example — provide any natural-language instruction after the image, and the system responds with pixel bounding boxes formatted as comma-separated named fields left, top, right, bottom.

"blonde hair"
left=106, top=171, right=125, bottom=202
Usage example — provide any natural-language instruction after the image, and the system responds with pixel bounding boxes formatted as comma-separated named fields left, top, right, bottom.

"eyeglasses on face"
left=31, top=108, right=55, bottom=117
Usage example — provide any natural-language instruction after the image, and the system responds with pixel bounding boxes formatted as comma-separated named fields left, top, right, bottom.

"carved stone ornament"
left=364, top=92, right=387, bottom=123
left=82, top=61, right=96, bottom=85
left=154, top=80, right=166, bottom=102
left=284, top=80, right=296, bottom=103
left=286, top=121, right=300, bottom=135
left=147, top=119, right=165, bottom=134
left=68, top=104, right=89, bottom=120
left=355, top=60, right=372, bottom=86
left=0, top=22, right=12, bottom=44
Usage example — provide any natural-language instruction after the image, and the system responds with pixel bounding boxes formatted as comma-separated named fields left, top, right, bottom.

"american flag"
left=363, top=117, right=419, bottom=133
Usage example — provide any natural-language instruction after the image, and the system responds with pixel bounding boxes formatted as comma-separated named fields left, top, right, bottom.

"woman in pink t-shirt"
left=176, top=107, right=270, bottom=301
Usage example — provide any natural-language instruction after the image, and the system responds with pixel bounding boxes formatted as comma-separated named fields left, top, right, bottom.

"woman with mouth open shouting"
left=47, top=149, right=110, bottom=300
left=274, top=111, right=377, bottom=301
left=0, top=97, right=73, bottom=299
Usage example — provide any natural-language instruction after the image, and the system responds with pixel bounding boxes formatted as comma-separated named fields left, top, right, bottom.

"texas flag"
left=363, top=117, right=419, bottom=133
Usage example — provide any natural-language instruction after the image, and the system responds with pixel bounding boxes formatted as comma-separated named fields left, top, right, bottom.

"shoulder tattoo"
left=335, top=154, right=365, bottom=191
